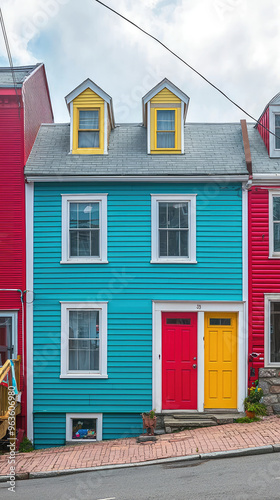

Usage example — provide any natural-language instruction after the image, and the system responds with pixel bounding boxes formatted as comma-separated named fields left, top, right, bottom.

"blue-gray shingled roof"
left=248, top=123, right=280, bottom=173
left=25, top=122, right=249, bottom=177
left=0, top=64, right=40, bottom=87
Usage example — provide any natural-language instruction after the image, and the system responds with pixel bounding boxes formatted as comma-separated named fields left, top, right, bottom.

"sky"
left=0, top=0, right=280, bottom=124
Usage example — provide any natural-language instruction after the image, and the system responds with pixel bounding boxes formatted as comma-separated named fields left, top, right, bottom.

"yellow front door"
left=204, top=313, right=237, bottom=409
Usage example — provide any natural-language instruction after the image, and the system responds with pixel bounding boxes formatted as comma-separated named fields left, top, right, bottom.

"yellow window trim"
left=151, top=107, right=181, bottom=154
left=72, top=105, right=104, bottom=155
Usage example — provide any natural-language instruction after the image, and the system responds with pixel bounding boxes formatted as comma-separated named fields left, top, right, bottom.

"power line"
left=94, top=0, right=278, bottom=142
left=0, top=7, right=21, bottom=118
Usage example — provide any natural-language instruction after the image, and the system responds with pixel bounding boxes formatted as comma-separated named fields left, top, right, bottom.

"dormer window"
left=142, top=78, right=189, bottom=155
left=78, top=110, right=99, bottom=148
left=65, top=79, right=115, bottom=155
left=156, top=110, right=176, bottom=149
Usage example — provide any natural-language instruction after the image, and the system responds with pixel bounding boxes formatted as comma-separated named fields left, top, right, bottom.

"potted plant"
left=244, top=385, right=267, bottom=418
left=141, top=409, right=157, bottom=436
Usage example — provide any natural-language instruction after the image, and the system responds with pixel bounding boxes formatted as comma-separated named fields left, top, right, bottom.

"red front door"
left=162, top=312, right=197, bottom=410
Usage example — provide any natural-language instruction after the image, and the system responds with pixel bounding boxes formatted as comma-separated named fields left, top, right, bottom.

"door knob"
left=193, top=364, right=197, bottom=369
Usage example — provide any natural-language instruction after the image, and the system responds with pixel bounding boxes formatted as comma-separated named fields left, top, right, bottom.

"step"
left=164, top=418, right=217, bottom=428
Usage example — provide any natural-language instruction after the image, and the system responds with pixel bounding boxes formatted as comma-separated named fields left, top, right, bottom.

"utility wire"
left=95, top=0, right=278, bottom=141
left=0, top=8, right=21, bottom=118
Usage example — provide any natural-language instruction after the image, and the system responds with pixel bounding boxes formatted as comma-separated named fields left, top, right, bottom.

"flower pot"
left=141, top=414, right=157, bottom=435
left=245, top=410, right=255, bottom=419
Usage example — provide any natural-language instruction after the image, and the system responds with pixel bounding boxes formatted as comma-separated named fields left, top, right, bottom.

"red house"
left=0, top=64, right=53, bottom=437
left=248, top=93, right=280, bottom=415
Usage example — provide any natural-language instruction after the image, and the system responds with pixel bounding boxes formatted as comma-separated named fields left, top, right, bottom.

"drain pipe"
left=0, top=288, right=26, bottom=390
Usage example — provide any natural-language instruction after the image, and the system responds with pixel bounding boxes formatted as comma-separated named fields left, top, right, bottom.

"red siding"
left=23, top=65, right=53, bottom=162
left=257, top=108, right=269, bottom=154
left=0, top=66, right=53, bottom=433
left=248, top=185, right=280, bottom=384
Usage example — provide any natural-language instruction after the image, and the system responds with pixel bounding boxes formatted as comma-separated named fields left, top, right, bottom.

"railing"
left=0, top=356, right=21, bottom=418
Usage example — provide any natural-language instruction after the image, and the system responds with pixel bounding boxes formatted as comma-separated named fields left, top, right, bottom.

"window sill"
left=60, top=259, right=108, bottom=265
left=60, top=374, right=108, bottom=379
left=150, top=259, right=197, bottom=264
left=268, top=255, right=280, bottom=259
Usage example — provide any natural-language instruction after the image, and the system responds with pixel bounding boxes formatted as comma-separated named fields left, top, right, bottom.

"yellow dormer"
left=142, top=79, right=190, bottom=154
left=65, top=79, right=115, bottom=155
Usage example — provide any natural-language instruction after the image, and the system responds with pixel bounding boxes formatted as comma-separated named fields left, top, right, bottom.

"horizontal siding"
left=33, top=181, right=242, bottom=445
left=73, top=88, right=104, bottom=106
left=151, top=87, right=180, bottom=103
left=248, top=186, right=280, bottom=382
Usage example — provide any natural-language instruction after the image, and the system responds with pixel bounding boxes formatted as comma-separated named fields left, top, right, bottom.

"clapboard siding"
left=33, top=181, right=242, bottom=447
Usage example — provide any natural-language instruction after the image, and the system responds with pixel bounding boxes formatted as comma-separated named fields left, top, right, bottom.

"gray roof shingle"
left=25, top=122, right=249, bottom=177
left=248, top=123, right=280, bottom=173
left=0, top=64, right=40, bottom=87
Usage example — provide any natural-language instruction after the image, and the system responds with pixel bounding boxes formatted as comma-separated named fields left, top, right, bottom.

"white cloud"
left=0, top=0, right=280, bottom=123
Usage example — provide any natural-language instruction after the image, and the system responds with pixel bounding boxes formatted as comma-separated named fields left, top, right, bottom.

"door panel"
left=162, top=312, right=197, bottom=410
left=204, top=313, right=237, bottom=409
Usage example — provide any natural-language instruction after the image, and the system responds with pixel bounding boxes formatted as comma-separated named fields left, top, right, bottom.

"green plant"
left=236, top=417, right=261, bottom=423
left=147, top=409, right=156, bottom=419
left=244, top=385, right=267, bottom=416
left=19, top=437, right=34, bottom=453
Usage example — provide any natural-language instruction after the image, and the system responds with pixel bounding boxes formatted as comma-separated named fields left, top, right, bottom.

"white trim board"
left=66, top=412, right=103, bottom=442
left=26, top=182, right=34, bottom=442
left=26, top=175, right=249, bottom=183
left=264, top=294, right=280, bottom=367
left=152, top=301, right=246, bottom=413
left=60, top=301, right=108, bottom=378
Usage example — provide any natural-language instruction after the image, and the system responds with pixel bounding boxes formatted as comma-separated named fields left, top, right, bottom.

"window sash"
left=158, top=201, right=190, bottom=258
left=273, top=196, right=280, bottom=253
left=69, top=202, right=100, bottom=258
left=78, top=110, right=99, bottom=148
left=68, top=310, right=100, bottom=372
left=275, top=115, right=280, bottom=149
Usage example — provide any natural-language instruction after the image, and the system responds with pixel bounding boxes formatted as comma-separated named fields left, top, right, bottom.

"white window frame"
left=151, top=194, right=197, bottom=264
left=61, top=194, right=108, bottom=264
left=269, top=191, right=280, bottom=258
left=0, top=311, right=18, bottom=361
left=66, top=413, right=103, bottom=442
left=265, top=294, right=280, bottom=367
left=60, top=302, right=108, bottom=379
left=269, top=106, right=280, bottom=158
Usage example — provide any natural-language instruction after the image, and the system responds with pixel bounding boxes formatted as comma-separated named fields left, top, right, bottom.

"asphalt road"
left=1, top=452, right=280, bottom=500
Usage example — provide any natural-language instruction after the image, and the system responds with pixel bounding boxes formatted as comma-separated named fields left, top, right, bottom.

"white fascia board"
left=26, top=175, right=249, bottom=183
left=65, top=79, right=112, bottom=106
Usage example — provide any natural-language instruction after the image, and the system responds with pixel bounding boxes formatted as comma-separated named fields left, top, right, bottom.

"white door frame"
left=152, top=301, right=246, bottom=413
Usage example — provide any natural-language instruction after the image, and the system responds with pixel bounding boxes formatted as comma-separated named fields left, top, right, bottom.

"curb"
left=0, top=444, right=280, bottom=482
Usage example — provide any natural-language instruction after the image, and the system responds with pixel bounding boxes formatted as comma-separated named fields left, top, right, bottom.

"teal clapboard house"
left=25, top=79, right=250, bottom=448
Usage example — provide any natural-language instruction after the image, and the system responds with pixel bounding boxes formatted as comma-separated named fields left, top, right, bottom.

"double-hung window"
left=156, top=110, right=176, bottom=149
left=61, top=194, right=107, bottom=264
left=275, top=115, right=280, bottom=150
left=78, top=110, right=99, bottom=149
left=61, top=302, right=108, bottom=378
left=265, top=295, right=280, bottom=365
left=269, top=191, right=280, bottom=258
left=151, top=194, right=196, bottom=263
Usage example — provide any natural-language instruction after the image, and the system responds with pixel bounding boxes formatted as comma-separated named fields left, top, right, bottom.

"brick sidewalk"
left=0, top=416, right=280, bottom=476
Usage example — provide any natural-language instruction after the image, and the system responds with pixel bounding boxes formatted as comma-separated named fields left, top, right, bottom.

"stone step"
left=164, top=418, right=217, bottom=428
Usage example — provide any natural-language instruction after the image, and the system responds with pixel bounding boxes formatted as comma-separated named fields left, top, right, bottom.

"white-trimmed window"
left=61, top=194, right=107, bottom=264
left=60, top=302, right=108, bottom=378
left=269, top=191, right=280, bottom=258
left=269, top=106, right=280, bottom=158
left=0, top=312, right=17, bottom=366
left=265, top=295, right=280, bottom=366
left=151, top=194, right=196, bottom=263
left=66, top=413, right=103, bottom=442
